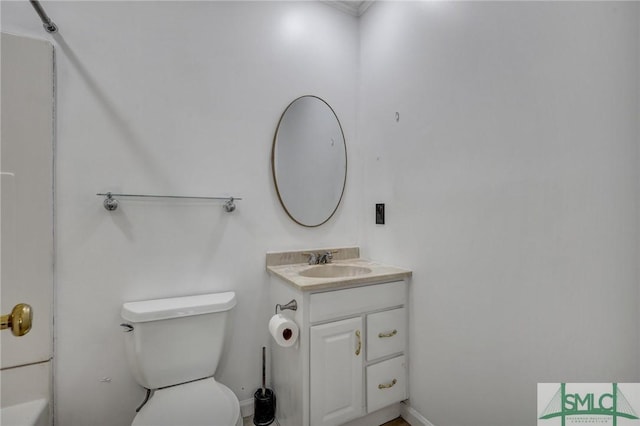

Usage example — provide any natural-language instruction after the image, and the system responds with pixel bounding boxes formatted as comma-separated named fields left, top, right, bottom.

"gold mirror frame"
left=271, top=95, right=347, bottom=227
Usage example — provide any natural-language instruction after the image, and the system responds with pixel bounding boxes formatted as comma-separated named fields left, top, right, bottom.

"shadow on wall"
left=51, top=32, right=171, bottom=187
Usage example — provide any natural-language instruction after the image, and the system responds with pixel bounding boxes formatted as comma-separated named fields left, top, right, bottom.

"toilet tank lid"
left=121, top=292, right=236, bottom=323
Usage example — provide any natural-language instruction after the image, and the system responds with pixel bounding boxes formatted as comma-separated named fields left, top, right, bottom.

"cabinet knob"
left=355, top=329, right=361, bottom=356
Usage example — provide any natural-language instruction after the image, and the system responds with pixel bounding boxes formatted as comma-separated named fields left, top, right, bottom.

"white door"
left=310, top=317, right=363, bottom=426
left=0, top=32, right=54, bottom=392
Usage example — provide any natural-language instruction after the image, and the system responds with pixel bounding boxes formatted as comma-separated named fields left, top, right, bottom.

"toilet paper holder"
left=275, top=299, right=297, bottom=315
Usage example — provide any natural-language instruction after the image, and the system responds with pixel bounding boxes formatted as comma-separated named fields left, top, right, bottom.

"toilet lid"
left=132, top=378, right=240, bottom=426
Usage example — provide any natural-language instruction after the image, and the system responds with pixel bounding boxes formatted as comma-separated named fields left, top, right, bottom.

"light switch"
left=376, top=204, right=385, bottom=225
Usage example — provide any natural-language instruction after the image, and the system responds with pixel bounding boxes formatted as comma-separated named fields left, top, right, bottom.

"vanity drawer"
left=367, top=307, right=406, bottom=361
left=309, top=281, right=406, bottom=323
left=366, top=355, right=407, bottom=413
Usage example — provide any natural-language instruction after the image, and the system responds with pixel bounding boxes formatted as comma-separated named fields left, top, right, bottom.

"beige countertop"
left=266, top=257, right=412, bottom=291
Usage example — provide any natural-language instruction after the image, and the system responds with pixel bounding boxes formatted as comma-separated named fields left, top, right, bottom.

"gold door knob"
left=1, top=303, right=32, bottom=336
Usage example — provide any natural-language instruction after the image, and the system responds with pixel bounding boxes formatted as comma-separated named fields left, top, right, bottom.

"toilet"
left=121, top=292, right=242, bottom=426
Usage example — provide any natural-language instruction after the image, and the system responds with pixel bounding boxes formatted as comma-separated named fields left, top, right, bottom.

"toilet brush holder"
left=253, top=388, right=275, bottom=426
left=253, top=346, right=275, bottom=425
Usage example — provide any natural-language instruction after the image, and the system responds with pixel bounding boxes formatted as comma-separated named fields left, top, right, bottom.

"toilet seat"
left=132, top=378, right=241, bottom=426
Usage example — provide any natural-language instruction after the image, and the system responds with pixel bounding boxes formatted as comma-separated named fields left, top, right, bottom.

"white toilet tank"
left=121, top=292, right=236, bottom=390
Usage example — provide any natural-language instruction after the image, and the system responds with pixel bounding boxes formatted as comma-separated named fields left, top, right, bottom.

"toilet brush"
left=253, top=346, right=275, bottom=426
left=262, top=346, right=266, bottom=397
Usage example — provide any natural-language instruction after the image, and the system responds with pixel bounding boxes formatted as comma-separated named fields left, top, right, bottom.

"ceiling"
left=322, top=1, right=374, bottom=17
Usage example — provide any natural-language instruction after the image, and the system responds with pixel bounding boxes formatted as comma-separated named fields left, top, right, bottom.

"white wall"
left=359, top=2, right=639, bottom=426
left=1, top=2, right=360, bottom=425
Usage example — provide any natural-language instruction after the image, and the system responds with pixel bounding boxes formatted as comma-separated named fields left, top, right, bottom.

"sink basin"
left=298, top=264, right=372, bottom=278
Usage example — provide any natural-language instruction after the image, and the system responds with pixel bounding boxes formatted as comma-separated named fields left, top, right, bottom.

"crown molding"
left=321, top=1, right=375, bottom=17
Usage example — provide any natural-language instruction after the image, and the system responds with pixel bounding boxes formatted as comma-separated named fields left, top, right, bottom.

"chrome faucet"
left=307, top=253, right=319, bottom=265
left=318, top=251, right=333, bottom=264
left=306, top=251, right=336, bottom=265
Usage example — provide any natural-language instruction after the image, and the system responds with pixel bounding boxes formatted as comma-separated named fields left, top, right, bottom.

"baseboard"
left=400, top=401, right=436, bottom=426
left=342, top=404, right=401, bottom=426
left=243, top=398, right=432, bottom=426
left=240, top=397, right=254, bottom=419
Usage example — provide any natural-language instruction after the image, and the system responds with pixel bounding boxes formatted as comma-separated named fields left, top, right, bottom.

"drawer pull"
left=378, top=329, right=398, bottom=338
left=378, top=379, right=398, bottom=390
left=355, top=330, right=362, bottom=356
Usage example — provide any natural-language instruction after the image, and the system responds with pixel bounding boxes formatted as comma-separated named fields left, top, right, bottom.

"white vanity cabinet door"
left=310, top=317, right=364, bottom=426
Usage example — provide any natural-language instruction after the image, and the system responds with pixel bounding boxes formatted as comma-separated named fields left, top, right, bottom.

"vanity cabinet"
left=269, top=275, right=410, bottom=426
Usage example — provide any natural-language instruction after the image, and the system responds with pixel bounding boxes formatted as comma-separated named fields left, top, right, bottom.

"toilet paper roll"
left=269, top=314, right=299, bottom=347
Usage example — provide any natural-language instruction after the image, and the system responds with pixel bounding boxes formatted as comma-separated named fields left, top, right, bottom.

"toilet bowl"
left=132, top=378, right=241, bottom=426
left=121, top=292, right=241, bottom=426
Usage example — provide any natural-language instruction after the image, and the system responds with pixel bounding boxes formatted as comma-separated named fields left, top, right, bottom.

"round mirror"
left=272, top=96, right=347, bottom=227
